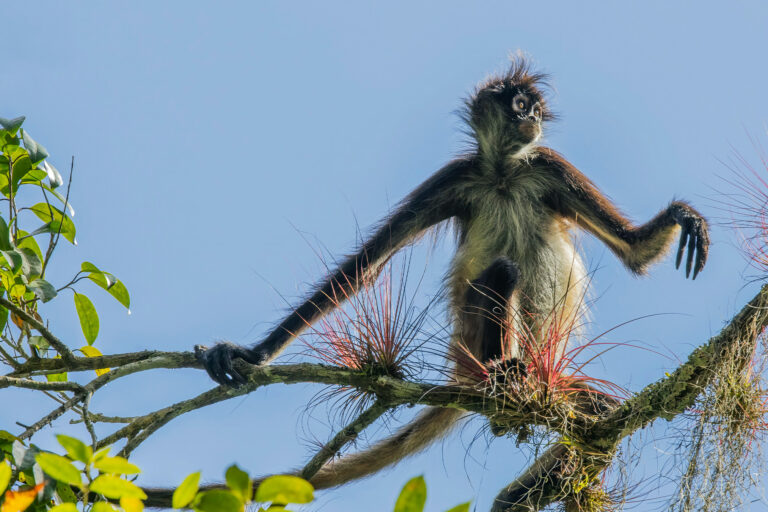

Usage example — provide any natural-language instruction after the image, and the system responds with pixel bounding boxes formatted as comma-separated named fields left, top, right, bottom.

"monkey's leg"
left=464, top=257, right=521, bottom=363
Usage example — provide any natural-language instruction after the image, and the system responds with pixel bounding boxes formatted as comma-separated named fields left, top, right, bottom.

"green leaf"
left=394, top=476, right=427, bottom=512
left=0, top=430, right=18, bottom=444
left=225, top=464, right=251, bottom=503
left=1, top=250, right=22, bottom=274
left=15, top=230, right=43, bottom=265
left=0, top=217, right=11, bottom=250
left=50, top=504, right=79, bottom=512
left=18, top=248, right=42, bottom=279
left=92, top=502, right=118, bottom=512
left=27, top=279, right=57, bottom=302
left=56, top=480, right=79, bottom=503
left=73, top=292, right=99, bottom=345
left=83, top=262, right=116, bottom=289
left=21, top=222, right=54, bottom=239
left=193, top=490, right=242, bottom=512
left=172, top=471, right=200, bottom=509
left=42, top=161, right=64, bottom=189
left=0, top=305, right=8, bottom=333
left=0, top=460, right=11, bottom=494
left=94, top=446, right=111, bottom=460
left=21, top=130, right=49, bottom=164
left=19, top=167, right=47, bottom=184
left=445, top=502, right=471, bottom=512
left=90, top=474, right=147, bottom=500
left=29, top=203, right=76, bottom=244
left=81, top=261, right=101, bottom=273
left=56, top=435, right=92, bottom=464
left=10, top=153, right=32, bottom=186
left=87, top=268, right=130, bottom=309
left=29, top=335, right=50, bottom=351
left=0, top=116, right=25, bottom=134
left=35, top=452, right=82, bottom=487
left=94, top=456, right=140, bottom=475
left=255, top=475, right=313, bottom=505
left=120, top=496, right=144, bottom=512
left=109, top=280, right=130, bottom=308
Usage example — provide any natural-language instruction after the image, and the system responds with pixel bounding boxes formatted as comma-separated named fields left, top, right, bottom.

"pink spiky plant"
left=451, top=285, right=630, bottom=408
left=715, top=139, right=768, bottom=272
left=301, top=258, right=431, bottom=380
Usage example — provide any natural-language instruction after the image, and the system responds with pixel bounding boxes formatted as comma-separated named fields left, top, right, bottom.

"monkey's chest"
left=453, top=197, right=548, bottom=279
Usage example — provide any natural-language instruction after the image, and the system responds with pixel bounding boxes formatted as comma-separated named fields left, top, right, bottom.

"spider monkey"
left=194, top=57, right=709, bottom=495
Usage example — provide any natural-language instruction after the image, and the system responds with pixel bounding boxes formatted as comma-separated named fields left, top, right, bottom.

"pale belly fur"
left=447, top=197, right=588, bottom=359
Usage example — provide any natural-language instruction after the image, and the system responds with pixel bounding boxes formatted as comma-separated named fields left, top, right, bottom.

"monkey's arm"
left=537, top=148, right=709, bottom=277
left=200, top=158, right=473, bottom=385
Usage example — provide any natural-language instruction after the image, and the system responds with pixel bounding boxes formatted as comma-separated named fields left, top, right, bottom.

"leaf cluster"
left=0, top=115, right=130, bottom=381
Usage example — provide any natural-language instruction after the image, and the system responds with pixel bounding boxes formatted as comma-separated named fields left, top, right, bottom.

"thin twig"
left=69, top=413, right=137, bottom=425
left=0, top=297, right=75, bottom=361
left=82, top=392, right=98, bottom=449
left=300, top=398, right=391, bottom=481
left=19, top=354, right=184, bottom=440
left=0, top=375, right=83, bottom=392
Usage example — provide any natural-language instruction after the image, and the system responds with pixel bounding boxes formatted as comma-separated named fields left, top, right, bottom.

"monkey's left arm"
left=198, top=157, right=474, bottom=386
left=536, top=148, right=709, bottom=278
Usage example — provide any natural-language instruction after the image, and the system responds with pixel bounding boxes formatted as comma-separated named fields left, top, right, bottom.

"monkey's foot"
left=195, top=342, right=266, bottom=387
left=487, top=358, right=528, bottom=437
left=488, top=357, right=528, bottom=385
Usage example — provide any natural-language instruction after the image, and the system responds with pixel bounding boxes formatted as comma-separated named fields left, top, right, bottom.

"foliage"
left=1, top=429, right=467, bottom=512
left=0, top=434, right=143, bottom=512
left=0, top=115, right=129, bottom=374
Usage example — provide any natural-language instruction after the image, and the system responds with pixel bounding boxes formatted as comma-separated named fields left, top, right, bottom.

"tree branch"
left=299, top=398, right=391, bottom=481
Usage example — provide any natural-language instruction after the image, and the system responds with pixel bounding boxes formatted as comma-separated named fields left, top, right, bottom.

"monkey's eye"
left=533, top=105, right=542, bottom=118
left=512, top=94, right=528, bottom=114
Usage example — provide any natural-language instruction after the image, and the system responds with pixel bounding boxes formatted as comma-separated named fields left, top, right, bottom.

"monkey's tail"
left=143, top=407, right=463, bottom=508
left=309, top=406, right=464, bottom=490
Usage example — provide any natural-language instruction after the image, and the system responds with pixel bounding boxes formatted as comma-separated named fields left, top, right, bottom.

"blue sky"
left=2, top=1, right=768, bottom=510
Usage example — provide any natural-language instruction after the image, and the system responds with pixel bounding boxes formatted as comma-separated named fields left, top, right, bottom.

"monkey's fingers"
left=200, top=343, right=245, bottom=387
left=685, top=225, right=696, bottom=278
left=692, top=224, right=710, bottom=280
left=675, top=225, right=689, bottom=270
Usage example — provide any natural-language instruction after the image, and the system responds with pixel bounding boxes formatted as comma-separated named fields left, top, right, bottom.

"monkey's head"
left=465, top=56, right=553, bottom=156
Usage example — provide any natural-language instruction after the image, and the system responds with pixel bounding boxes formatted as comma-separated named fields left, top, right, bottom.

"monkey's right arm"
left=536, top=148, right=710, bottom=278
left=200, top=158, right=473, bottom=386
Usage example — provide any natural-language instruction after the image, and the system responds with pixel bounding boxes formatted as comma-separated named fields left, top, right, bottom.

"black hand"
left=195, top=342, right=265, bottom=386
left=670, top=204, right=710, bottom=279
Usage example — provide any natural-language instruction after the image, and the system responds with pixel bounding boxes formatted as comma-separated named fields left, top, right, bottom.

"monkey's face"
left=469, top=82, right=548, bottom=151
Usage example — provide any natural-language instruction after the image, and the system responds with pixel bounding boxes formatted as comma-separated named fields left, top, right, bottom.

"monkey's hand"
left=195, top=342, right=266, bottom=386
left=669, top=202, right=709, bottom=279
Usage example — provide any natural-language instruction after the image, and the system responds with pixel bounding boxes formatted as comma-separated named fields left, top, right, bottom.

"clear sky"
left=2, top=1, right=768, bottom=511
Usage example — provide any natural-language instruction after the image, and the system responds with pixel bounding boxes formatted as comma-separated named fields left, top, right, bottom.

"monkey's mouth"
left=518, top=120, right=542, bottom=143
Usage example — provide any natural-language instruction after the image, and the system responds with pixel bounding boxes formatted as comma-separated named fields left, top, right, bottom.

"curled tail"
left=143, top=407, right=463, bottom=508
left=310, top=406, right=464, bottom=490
